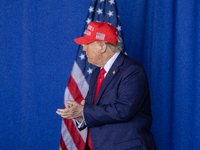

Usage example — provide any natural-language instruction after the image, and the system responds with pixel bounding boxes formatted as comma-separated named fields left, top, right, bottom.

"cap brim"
left=74, top=36, right=96, bottom=45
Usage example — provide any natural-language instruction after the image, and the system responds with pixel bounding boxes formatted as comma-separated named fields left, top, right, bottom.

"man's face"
left=83, top=41, right=102, bottom=66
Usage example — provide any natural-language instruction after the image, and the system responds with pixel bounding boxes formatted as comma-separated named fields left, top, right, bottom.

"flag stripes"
left=67, top=76, right=84, bottom=104
left=60, top=136, right=67, bottom=150
left=71, top=62, right=89, bottom=98
left=63, top=118, right=85, bottom=150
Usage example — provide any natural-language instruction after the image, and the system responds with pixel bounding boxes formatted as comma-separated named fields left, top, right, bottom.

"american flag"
left=96, top=32, right=106, bottom=40
left=59, top=0, right=126, bottom=149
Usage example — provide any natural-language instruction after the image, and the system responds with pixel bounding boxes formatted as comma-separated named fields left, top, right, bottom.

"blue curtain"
left=0, top=0, right=199, bottom=150
left=138, top=1, right=200, bottom=149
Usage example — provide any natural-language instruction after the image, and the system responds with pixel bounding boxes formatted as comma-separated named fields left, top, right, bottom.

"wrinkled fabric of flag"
left=60, top=0, right=126, bottom=150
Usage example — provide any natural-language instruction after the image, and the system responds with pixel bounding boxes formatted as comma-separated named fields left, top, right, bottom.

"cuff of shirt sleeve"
left=76, top=119, right=85, bottom=128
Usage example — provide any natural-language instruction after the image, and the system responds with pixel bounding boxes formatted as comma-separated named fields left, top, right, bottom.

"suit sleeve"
left=83, top=65, right=150, bottom=128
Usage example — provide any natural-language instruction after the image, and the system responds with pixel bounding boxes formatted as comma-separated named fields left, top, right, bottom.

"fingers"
left=65, top=100, right=85, bottom=105
left=56, top=109, right=66, bottom=113
left=65, top=100, right=74, bottom=107
left=65, top=100, right=74, bottom=104
left=56, top=100, right=85, bottom=119
left=81, top=100, right=85, bottom=105
left=56, top=108, right=71, bottom=119
left=56, top=109, right=67, bottom=116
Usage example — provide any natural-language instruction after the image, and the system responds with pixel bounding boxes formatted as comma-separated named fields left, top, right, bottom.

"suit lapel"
left=94, top=52, right=125, bottom=105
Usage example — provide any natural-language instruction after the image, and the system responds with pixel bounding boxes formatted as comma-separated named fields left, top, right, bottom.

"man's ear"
left=100, top=43, right=107, bottom=53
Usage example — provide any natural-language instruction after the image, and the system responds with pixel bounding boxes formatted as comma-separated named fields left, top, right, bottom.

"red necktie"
left=88, top=68, right=106, bottom=150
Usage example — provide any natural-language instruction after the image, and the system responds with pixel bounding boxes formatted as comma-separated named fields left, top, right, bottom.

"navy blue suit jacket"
left=80, top=52, right=156, bottom=150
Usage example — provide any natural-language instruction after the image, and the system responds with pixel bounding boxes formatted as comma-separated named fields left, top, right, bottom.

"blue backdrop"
left=1, top=0, right=200, bottom=150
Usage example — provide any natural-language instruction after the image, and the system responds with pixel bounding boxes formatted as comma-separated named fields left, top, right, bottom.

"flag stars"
left=96, top=8, right=103, bottom=15
left=83, top=30, right=86, bottom=35
left=87, top=68, right=93, bottom=74
left=86, top=18, right=92, bottom=24
left=100, top=0, right=105, bottom=2
left=109, top=0, right=115, bottom=5
left=116, top=25, right=122, bottom=31
left=107, top=11, right=114, bottom=17
left=79, top=53, right=85, bottom=60
left=89, top=6, right=94, bottom=13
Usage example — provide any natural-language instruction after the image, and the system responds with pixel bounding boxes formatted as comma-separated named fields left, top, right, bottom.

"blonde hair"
left=97, top=36, right=122, bottom=53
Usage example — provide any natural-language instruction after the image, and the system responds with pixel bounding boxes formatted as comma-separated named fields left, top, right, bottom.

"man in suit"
left=56, top=22, right=156, bottom=150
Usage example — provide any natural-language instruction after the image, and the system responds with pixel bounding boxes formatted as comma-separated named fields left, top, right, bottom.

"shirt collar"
left=103, top=52, right=120, bottom=76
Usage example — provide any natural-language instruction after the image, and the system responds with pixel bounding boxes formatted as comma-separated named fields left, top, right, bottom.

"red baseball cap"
left=74, top=22, right=118, bottom=45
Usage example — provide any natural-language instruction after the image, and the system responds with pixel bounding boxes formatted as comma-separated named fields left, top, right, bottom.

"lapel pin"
left=113, top=70, right=115, bottom=74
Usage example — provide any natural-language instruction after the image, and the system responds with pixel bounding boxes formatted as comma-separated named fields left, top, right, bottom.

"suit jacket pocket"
left=115, top=138, right=142, bottom=150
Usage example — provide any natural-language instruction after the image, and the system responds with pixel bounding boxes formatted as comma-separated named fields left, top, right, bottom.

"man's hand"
left=56, top=100, right=85, bottom=122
